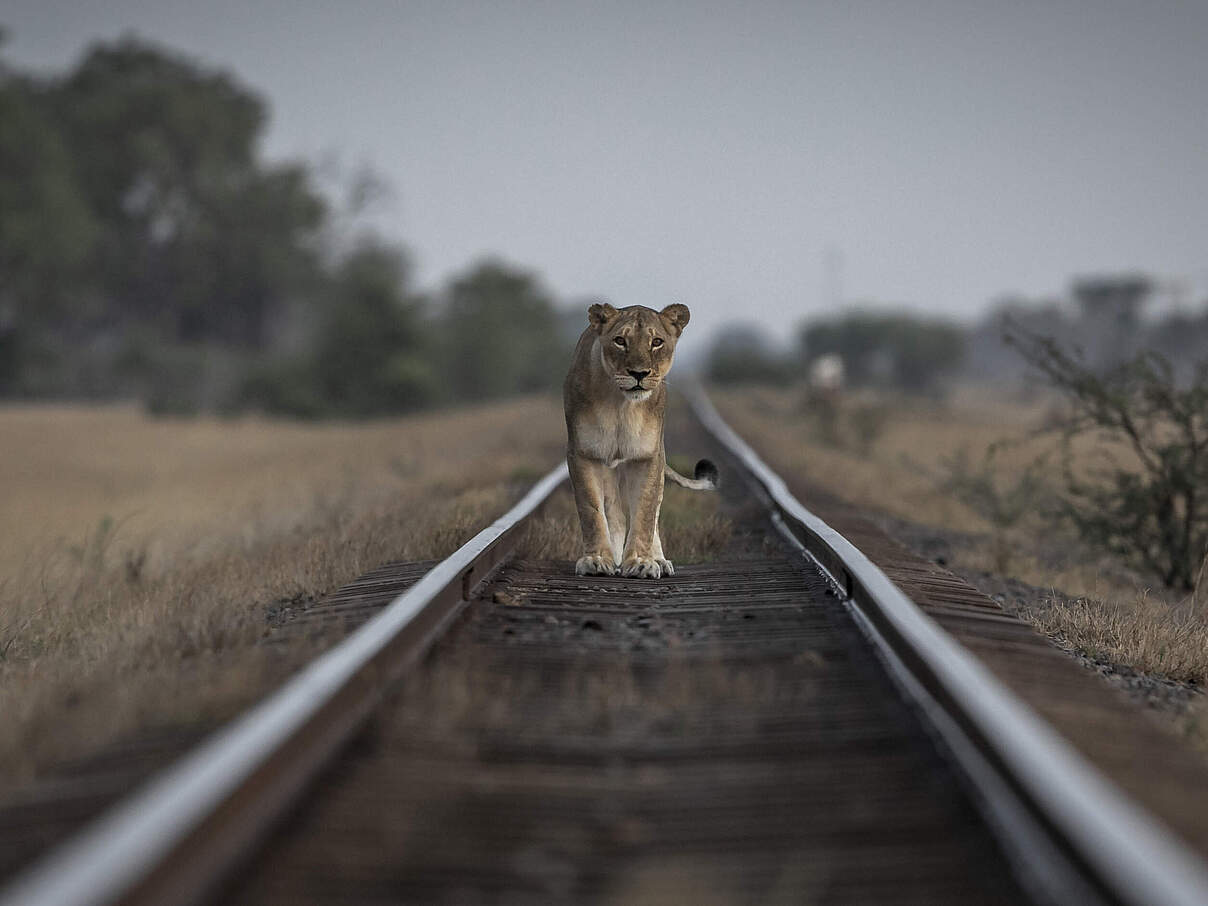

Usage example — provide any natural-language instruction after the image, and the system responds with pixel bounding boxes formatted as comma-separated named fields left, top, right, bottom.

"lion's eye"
left=651, top=337, right=664, bottom=348
left=613, top=336, right=626, bottom=347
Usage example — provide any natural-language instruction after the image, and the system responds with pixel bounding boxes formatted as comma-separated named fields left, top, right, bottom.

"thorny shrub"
left=1006, top=324, right=1208, bottom=590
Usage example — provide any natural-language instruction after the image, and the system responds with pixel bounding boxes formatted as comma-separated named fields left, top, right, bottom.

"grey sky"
left=5, top=1, right=1208, bottom=341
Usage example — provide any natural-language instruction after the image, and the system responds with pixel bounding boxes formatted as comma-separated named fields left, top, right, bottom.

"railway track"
left=3, top=388, right=1208, bottom=904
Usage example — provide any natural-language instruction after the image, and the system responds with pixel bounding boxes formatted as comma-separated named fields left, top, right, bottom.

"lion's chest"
left=573, top=405, right=660, bottom=467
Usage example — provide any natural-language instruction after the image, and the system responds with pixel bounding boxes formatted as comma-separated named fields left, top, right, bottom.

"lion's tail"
left=664, top=458, right=720, bottom=491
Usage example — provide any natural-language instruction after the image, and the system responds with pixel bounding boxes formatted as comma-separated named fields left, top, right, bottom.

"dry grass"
left=0, top=401, right=550, bottom=580
left=1016, top=593, right=1208, bottom=685
left=712, top=386, right=1208, bottom=692
left=0, top=398, right=566, bottom=788
left=715, top=386, right=1047, bottom=542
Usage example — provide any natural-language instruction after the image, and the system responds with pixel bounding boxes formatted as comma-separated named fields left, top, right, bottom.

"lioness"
left=563, top=302, right=718, bottom=579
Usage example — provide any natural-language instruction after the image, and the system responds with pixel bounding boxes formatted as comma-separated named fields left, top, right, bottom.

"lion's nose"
left=628, top=370, right=650, bottom=382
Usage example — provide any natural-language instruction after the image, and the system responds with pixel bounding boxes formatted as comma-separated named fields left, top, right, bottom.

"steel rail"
left=686, top=384, right=1208, bottom=906
left=0, top=463, right=568, bottom=906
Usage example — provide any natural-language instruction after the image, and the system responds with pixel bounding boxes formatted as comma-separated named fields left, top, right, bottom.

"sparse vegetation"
left=0, top=398, right=566, bottom=788
left=849, top=400, right=892, bottom=457
left=797, top=391, right=891, bottom=456
left=1006, top=324, right=1208, bottom=591
left=926, top=447, right=1051, bottom=574
left=712, top=386, right=1208, bottom=705
left=1015, top=591, right=1208, bottom=686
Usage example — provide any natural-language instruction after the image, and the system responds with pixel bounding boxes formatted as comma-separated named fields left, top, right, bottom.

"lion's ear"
left=588, top=302, right=619, bottom=333
left=659, top=303, right=691, bottom=336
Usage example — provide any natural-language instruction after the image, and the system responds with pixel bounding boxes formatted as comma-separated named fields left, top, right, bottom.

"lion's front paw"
left=575, top=553, right=617, bottom=576
left=621, top=556, right=666, bottom=579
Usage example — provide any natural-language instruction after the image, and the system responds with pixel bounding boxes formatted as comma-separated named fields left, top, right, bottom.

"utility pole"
left=823, top=244, right=844, bottom=311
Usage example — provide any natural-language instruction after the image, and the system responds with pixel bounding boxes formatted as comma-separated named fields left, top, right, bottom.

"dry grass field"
left=0, top=398, right=572, bottom=788
left=713, top=385, right=1208, bottom=748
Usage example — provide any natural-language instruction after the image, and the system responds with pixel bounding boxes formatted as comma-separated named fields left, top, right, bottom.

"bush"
left=233, top=356, right=328, bottom=419
left=932, top=447, right=1050, bottom=574
left=440, top=259, right=561, bottom=401
left=796, top=391, right=890, bottom=456
left=706, top=324, right=792, bottom=385
left=310, top=244, right=438, bottom=415
left=233, top=242, right=439, bottom=418
left=1006, top=323, right=1208, bottom=590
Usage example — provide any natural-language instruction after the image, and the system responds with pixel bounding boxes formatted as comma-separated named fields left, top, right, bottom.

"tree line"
left=706, top=274, right=1208, bottom=395
left=0, top=34, right=562, bottom=416
left=706, top=310, right=967, bottom=394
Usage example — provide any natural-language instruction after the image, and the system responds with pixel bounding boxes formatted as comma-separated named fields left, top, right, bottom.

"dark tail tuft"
left=694, top=459, right=720, bottom=488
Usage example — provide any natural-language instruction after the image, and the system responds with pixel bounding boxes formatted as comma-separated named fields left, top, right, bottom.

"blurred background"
left=3, top=0, right=1208, bottom=823
left=2, top=1, right=1206, bottom=414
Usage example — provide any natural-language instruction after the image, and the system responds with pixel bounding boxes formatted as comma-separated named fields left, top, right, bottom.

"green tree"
left=239, top=242, right=437, bottom=418
left=1, top=36, right=330, bottom=401
left=50, top=37, right=325, bottom=346
left=440, top=259, right=560, bottom=400
left=0, top=62, right=99, bottom=391
left=312, top=242, right=436, bottom=414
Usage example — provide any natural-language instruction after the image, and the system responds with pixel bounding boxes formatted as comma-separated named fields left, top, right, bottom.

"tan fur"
left=563, top=301, right=704, bottom=578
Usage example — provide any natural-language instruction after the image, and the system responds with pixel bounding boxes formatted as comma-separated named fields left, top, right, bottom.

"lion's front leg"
left=618, top=456, right=667, bottom=578
left=568, top=454, right=618, bottom=575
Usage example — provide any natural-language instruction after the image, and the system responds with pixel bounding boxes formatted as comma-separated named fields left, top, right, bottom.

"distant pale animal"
left=563, top=302, right=718, bottom=579
left=809, top=353, right=845, bottom=394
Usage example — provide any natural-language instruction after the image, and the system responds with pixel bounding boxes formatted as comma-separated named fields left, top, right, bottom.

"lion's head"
left=587, top=302, right=690, bottom=402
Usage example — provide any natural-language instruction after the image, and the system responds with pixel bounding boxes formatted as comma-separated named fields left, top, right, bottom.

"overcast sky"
left=5, top=1, right=1208, bottom=341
